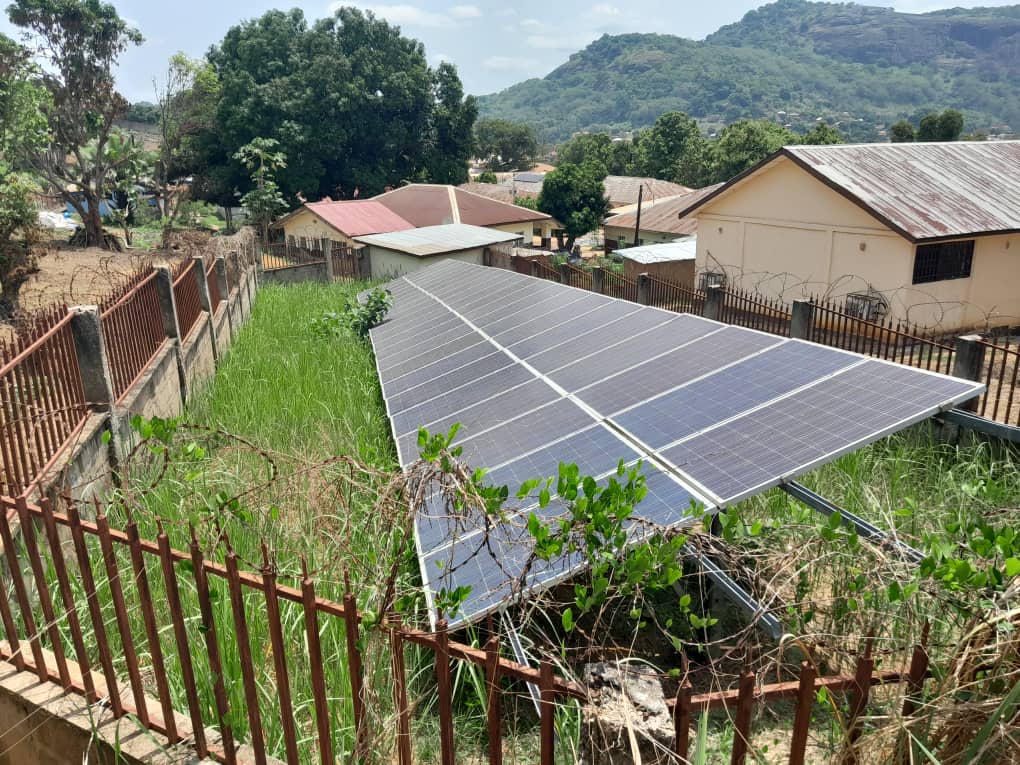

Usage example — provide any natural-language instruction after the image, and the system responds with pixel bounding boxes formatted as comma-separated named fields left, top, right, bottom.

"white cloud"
left=520, top=18, right=543, bottom=29
left=591, top=3, right=621, bottom=16
left=482, top=55, right=540, bottom=71
left=448, top=4, right=481, bottom=19
left=527, top=34, right=579, bottom=50
left=331, top=2, right=448, bottom=27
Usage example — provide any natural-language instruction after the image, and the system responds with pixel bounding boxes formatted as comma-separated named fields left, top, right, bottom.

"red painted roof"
left=303, top=200, right=415, bottom=237
left=372, top=184, right=549, bottom=227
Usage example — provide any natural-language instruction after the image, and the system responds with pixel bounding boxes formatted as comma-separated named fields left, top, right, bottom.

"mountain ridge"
left=478, top=0, right=1020, bottom=142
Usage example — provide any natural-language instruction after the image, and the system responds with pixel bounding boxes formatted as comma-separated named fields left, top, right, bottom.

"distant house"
left=676, top=141, right=1020, bottom=330
left=458, top=181, right=515, bottom=205
left=372, top=184, right=557, bottom=244
left=603, top=176, right=692, bottom=209
left=353, top=223, right=523, bottom=278
left=614, top=238, right=698, bottom=285
left=273, top=199, right=414, bottom=247
left=603, top=184, right=722, bottom=250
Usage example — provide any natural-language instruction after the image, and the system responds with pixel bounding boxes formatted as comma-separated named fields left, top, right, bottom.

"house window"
left=912, top=240, right=974, bottom=284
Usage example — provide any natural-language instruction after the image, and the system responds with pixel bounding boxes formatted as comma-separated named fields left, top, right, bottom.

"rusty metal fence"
left=0, top=491, right=583, bottom=765
left=807, top=297, right=955, bottom=376
left=0, top=488, right=936, bottom=765
left=330, top=242, right=360, bottom=282
left=531, top=259, right=561, bottom=283
left=561, top=263, right=593, bottom=291
left=172, top=261, right=203, bottom=340
left=719, top=286, right=792, bottom=338
left=601, top=270, right=638, bottom=302
left=976, top=336, right=1019, bottom=426
left=0, top=313, right=88, bottom=496
left=646, top=275, right=705, bottom=315
left=100, top=272, right=167, bottom=401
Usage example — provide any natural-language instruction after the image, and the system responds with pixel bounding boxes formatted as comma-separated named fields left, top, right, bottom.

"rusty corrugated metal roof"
left=604, top=184, right=724, bottom=236
left=302, top=200, right=415, bottom=237
left=372, top=184, right=549, bottom=227
left=679, top=141, right=1020, bottom=243
left=785, top=141, right=1020, bottom=241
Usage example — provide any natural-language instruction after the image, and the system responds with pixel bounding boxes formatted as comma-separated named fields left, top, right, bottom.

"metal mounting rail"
left=781, top=481, right=924, bottom=564
left=683, top=552, right=784, bottom=640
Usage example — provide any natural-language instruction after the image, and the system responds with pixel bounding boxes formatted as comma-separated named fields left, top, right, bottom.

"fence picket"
left=125, top=514, right=179, bottom=742
left=96, top=507, right=149, bottom=724
left=191, top=527, right=236, bottom=763
left=788, top=662, right=816, bottom=765
left=224, top=546, right=268, bottom=765
left=731, top=668, right=756, bottom=765
left=391, top=615, right=414, bottom=765
left=261, top=546, right=300, bottom=765
left=300, top=565, right=334, bottom=765
left=67, top=498, right=122, bottom=714
left=436, top=619, right=456, bottom=765
left=156, top=523, right=208, bottom=758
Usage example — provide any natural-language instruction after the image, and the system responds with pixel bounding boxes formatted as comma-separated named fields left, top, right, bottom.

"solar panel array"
left=370, top=260, right=983, bottom=627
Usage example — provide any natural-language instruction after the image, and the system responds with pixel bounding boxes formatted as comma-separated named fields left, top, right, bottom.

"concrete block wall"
left=37, top=257, right=259, bottom=505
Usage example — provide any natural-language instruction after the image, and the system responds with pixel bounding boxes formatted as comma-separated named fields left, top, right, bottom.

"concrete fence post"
left=153, top=265, right=181, bottom=341
left=155, top=265, right=189, bottom=406
left=357, top=247, right=372, bottom=281
left=637, top=273, right=650, bottom=305
left=530, top=260, right=540, bottom=278
left=69, top=306, right=115, bottom=411
left=951, top=335, right=986, bottom=412
left=482, top=247, right=491, bottom=267
left=790, top=300, right=815, bottom=340
left=558, top=263, right=570, bottom=285
left=192, top=256, right=218, bottom=362
left=215, top=256, right=234, bottom=340
left=592, top=267, right=606, bottom=295
left=324, top=240, right=336, bottom=282
left=703, top=286, right=724, bottom=322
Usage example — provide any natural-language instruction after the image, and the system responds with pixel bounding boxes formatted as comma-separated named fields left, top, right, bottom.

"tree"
left=102, top=131, right=154, bottom=245
left=153, top=52, right=220, bottom=246
left=890, top=119, right=915, bottom=142
left=476, top=170, right=498, bottom=184
left=234, top=138, right=287, bottom=242
left=7, top=0, right=142, bottom=248
left=800, top=121, right=844, bottom=145
left=0, top=33, right=49, bottom=315
left=917, top=113, right=940, bottom=141
left=474, top=118, right=537, bottom=172
left=636, top=111, right=707, bottom=186
left=537, top=162, right=609, bottom=252
left=936, top=109, right=964, bottom=141
left=202, top=8, right=475, bottom=201
left=705, top=119, right=796, bottom=184
left=423, top=62, right=477, bottom=185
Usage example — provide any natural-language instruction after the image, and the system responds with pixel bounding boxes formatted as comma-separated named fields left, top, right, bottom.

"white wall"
left=369, top=246, right=486, bottom=279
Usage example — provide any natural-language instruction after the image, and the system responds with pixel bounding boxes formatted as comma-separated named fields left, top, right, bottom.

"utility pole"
left=633, top=184, right=643, bottom=248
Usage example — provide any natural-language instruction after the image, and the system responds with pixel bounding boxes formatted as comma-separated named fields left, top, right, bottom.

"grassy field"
left=61, top=279, right=1020, bottom=763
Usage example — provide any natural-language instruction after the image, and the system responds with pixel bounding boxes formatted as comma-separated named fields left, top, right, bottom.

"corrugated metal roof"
left=605, top=184, right=724, bottom=236
left=301, top=200, right=415, bottom=237
left=679, top=141, right=1020, bottom=242
left=784, top=142, right=1020, bottom=241
left=614, top=237, right=698, bottom=264
left=372, top=183, right=549, bottom=227
left=604, top=175, right=693, bottom=206
left=352, top=223, right=522, bottom=256
left=458, top=182, right=515, bottom=204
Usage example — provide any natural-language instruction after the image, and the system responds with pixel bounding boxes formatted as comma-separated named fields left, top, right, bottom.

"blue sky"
left=2, top=0, right=1016, bottom=103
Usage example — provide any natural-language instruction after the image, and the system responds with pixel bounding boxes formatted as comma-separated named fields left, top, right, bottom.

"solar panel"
left=369, top=260, right=984, bottom=627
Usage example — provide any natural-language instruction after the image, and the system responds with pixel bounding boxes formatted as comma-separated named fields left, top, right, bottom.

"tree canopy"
left=7, top=0, right=143, bottom=247
left=537, top=162, right=609, bottom=251
left=191, top=7, right=476, bottom=208
left=474, top=118, right=538, bottom=172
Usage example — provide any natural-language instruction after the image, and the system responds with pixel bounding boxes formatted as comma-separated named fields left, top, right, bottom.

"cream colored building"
left=272, top=199, right=414, bottom=247
left=677, top=142, right=1020, bottom=331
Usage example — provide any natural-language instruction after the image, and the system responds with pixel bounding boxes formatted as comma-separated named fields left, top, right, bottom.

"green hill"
left=477, top=0, right=1020, bottom=142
